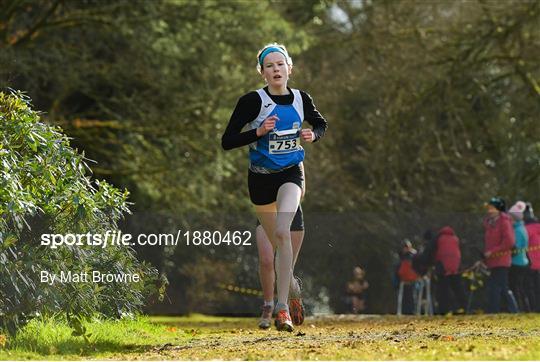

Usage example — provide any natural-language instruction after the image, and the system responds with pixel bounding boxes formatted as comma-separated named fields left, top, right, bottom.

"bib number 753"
left=268, top=130, right=300, bottom=154
left=274, top=139, right=297, bottom=150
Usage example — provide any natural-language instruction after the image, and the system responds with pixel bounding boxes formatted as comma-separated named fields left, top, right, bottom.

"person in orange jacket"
left=395, top=239, right=419, bottom=314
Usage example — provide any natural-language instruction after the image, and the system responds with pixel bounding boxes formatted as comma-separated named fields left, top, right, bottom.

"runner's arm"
left=300, top=91, right=328, bottom=142
left=222, top=92, right=261, bottom=150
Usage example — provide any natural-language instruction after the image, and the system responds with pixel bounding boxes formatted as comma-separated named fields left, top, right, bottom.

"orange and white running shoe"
left=289, top=276, right=305, bottom=325
left=289, top=298, right=305, bottom=326
left=274, top=309, right=294, bottom=332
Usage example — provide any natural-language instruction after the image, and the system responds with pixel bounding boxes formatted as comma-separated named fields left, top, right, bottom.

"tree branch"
left=8, top=0, right=61, bottom=47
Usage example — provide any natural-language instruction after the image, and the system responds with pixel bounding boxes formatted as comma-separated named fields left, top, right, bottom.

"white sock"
left=275, top=302, right=289, bottom=313
left=289, top=276, right=300, bottom=298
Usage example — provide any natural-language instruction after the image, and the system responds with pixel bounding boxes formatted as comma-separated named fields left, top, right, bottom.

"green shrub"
left=0, top=90, right=160, bottom=336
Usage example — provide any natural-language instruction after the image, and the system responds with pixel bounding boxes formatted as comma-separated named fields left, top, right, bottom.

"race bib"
left=269, top=129, right=300, bottom=154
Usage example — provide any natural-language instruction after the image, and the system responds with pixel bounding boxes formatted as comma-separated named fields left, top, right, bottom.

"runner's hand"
left=301, top=129, right=315, bottom=142
left=256, top=115, right=279, bottom=136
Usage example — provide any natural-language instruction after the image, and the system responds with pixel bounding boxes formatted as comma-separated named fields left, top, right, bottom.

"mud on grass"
left=1, top=314, right=540, bottom=360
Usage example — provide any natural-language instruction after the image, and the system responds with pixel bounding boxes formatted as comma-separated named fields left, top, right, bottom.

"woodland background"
left=1, top=0, right=539, bottom=315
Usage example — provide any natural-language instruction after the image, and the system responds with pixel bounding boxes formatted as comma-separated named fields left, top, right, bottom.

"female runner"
left=222, top=43, right=327, bottom=331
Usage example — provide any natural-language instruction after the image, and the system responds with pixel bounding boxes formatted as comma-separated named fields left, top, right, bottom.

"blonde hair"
left=256, top=43, right=293, bottom=73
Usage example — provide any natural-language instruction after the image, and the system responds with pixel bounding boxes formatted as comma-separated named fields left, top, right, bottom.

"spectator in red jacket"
left=483, top=197, right=518, bottom=313
left=434, top=226, right=467, bottom=314
left=524, top=202, right=540, bottom=312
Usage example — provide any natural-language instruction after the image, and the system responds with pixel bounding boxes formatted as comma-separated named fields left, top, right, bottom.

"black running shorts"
left=248, top=164, right=304, bottom=205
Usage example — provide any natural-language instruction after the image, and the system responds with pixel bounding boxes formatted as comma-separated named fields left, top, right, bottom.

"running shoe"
left=289, top=276, right=305, bottom=326
left=274, top=309, right=294, bottom=332
left=289, top=298, right=305, bottom=326
left=258, top=304, right=273, bottom=329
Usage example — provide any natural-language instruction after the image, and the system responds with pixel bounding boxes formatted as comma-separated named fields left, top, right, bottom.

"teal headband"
left=258, top=46, right=288, bottom=67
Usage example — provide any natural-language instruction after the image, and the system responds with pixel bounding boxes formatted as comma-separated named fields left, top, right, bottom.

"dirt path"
left=114, top=314, right=540, bottom=360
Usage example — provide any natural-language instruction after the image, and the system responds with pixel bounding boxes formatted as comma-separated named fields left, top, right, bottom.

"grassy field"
left=1, top=313, right=540, bottom=360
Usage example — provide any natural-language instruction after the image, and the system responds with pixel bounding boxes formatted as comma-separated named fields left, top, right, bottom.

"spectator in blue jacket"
left=509, top=201, right=530, bottom=312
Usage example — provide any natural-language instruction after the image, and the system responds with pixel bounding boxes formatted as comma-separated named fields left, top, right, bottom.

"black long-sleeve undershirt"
left=221, top=87, right=327, bottom=150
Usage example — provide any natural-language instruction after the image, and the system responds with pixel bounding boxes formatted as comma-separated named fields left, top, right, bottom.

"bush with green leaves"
left=0, top=91, right=161, bottom=336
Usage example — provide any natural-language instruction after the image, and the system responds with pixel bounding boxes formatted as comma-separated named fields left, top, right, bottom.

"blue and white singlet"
left=247, top=88, right=305, bottom=172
